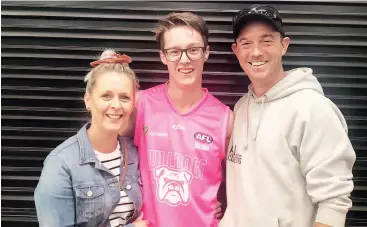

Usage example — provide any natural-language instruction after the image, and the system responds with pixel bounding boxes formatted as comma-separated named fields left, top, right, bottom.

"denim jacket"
left=34, top=123, right=143, bottom=227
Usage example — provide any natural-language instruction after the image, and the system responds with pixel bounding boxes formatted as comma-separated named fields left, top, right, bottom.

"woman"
left=34, top=50, right=149, bottom=227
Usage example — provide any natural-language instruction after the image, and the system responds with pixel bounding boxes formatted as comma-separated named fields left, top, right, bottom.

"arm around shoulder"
left=34, top=155, right=75, bottom=227
left=299, top=99, right=356, bottom=227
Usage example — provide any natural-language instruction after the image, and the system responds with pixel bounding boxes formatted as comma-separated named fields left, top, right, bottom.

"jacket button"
left=126, top=184, right=132, bottom=190
left=87, top=190, right=93, bottom=197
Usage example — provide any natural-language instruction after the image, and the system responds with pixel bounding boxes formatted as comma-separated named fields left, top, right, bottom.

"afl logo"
left=194, top=132, right=213, bottom=144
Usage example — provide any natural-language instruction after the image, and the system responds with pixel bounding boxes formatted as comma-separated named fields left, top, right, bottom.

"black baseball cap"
left=233, top=4, right=286, bottom=40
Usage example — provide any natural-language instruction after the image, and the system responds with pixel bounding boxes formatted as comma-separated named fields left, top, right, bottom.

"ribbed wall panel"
left=2, top=1, right=367, bottom=226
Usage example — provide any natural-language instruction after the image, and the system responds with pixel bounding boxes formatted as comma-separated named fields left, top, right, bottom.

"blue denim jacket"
left=34, top=123, right=143, bottom=227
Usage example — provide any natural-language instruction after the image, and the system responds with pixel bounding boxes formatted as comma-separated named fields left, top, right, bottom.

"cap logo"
left=249, top=7, right=277, bottom=19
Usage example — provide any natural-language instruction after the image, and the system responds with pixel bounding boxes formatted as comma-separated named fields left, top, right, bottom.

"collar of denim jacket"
left=77, top=122, right=98, bottom=165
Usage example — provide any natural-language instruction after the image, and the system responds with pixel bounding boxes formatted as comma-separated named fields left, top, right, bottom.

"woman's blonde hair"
left=84, top=49, right=139, bottom=94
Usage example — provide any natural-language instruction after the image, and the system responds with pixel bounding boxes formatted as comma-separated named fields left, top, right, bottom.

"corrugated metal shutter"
left=2, top=1, right=366, bottom=226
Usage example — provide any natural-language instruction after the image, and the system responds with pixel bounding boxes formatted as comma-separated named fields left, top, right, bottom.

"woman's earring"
left=86, top=107, right=90, bottom=111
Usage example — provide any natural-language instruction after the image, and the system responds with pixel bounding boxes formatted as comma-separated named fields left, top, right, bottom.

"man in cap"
left=220, top=4, right=355, bottom=227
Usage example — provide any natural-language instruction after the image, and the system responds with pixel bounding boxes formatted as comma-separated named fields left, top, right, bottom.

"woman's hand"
left=133, top=212, right=150, bottom=227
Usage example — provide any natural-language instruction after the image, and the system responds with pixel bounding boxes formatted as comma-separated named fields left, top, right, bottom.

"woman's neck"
left=87, top=123, right=118, bottom=153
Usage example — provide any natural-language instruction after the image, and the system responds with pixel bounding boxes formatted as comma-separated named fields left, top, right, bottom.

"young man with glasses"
left=129, top=12, right=234, bottom=227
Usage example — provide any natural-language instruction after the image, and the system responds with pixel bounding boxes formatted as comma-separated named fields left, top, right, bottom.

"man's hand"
left=214, top=201, right=223, bottom=219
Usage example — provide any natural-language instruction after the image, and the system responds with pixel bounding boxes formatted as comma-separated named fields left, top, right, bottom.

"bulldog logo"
left=154, top=166, right=193, bottom=206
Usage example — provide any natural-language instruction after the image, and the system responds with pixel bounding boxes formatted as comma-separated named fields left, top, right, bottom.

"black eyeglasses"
left=162, top=47, right=206, bottom=62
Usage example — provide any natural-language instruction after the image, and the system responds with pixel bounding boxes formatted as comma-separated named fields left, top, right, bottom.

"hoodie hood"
left=244, top=67, right=324, bottom=141
left=248, top=67, right=324, bottom=102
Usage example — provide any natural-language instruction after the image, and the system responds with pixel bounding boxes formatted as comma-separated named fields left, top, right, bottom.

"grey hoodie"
left=220, top=68, right=356, bottom=227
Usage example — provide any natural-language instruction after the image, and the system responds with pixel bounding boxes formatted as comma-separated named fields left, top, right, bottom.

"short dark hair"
left=153, top=12, right=209, bottom=49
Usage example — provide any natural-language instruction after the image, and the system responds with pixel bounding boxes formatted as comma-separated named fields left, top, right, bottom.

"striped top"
left=94, top=143, right=134, bottom=227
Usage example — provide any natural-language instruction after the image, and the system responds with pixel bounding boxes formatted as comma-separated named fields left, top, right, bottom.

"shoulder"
left=292, top=90, right=338, bottom=116
left=290, top=90, right=347, bottom=131
left=122, top=137, right=139, bottom=162
left=137, top=84, right=166, bottom=106
left=206, top=91, right=229, bottom=110
left=47, top=135, right=79, bottom=160
left=234, top=93, right=249, bottom=113
left=204, top=91, right=234, bottom=138
left=205, top=92, right=233, bottom=124
left=140, top=83, right=166, bottom=97
left=226, top=110, right=235, bottom=138
left=40, top=135, right=80, bottom=180
left=42, top=135, right=82, bottom=175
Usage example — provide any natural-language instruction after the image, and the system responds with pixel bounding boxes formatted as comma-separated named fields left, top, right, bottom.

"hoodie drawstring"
left=243, top=95, right=251, bottom=151
left=252, top=95, right=266, bottom=141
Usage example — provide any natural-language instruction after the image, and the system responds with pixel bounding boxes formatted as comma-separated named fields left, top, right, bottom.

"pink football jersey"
left=134, top=83, right=229, bottom=227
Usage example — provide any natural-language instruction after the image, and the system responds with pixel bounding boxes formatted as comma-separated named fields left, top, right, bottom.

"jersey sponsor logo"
left=194, top=132, right=213, bottom=144
left=194, top=142, right=209, bottom=151
left=144, top=126, right=168, bottom=137
left=227, top=145, right=242, bottom=164
left=144, top=126, right=149, bottom=135
left=172, top=124, right=185, bottom=130
left=194, top=132, right=213, bottom=151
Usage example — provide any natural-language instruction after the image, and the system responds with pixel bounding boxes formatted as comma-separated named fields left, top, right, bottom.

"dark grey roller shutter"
left=1, top=1, right=366, bottom=226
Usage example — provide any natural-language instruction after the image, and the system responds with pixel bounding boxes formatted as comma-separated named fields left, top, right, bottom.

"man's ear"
left=159, top=50, right=168, bottom=65
left=204, top=45, right=210, bottom=62
left=231, top=42, right=238, bottom=56
left=281, top=37, right=290, bottom=56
